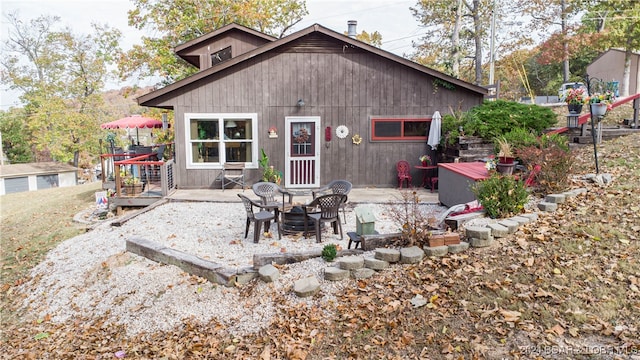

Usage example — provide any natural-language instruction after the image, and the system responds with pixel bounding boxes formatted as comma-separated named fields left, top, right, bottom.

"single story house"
left=137, top=22, right=487, bottom=189
left=0, top=162, right=78, bottom=195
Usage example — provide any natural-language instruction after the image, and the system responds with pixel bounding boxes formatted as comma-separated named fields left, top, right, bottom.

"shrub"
left=501, top=127, right=539, bottom=152
left=516, top=134, right=574, bottom=194
left=440, top=111, right=468, bottom=146
left=472, top=173, right=529, bottom=218
left=386, top=190, right=441, bottom=247
left=441, top=100, right=558, bottom=147
left=321, top=244, right=337, bottom=262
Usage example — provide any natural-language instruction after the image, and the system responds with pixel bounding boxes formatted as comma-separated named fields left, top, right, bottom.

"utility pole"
left=561, top=0, right=570, bottom=82
left=489, top=0, right=496, bottom=86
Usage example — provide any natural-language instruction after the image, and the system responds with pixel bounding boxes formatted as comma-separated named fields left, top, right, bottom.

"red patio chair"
left=396, top=160, right=412, bottom=189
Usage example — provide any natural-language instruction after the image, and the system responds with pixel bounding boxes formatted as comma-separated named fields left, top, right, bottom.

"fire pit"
left=282, top=206, right=315, bottom=235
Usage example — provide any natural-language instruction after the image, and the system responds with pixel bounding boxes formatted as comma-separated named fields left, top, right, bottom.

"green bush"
left=500, top=128, right=539, bottom=152
left=441, top=100, right=558, bottom=147
left=472, top=173, right=529, bottom=219
left=321, top=244, right=337, bottom=262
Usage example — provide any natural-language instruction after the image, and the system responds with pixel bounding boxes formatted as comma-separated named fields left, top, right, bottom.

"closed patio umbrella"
left=427, top=111, right=441, bottom=150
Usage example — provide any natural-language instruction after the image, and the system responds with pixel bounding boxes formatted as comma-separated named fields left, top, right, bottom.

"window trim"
left=184, top=113, right=258, bottom=169
left=370, top=116, right=431, bottom=142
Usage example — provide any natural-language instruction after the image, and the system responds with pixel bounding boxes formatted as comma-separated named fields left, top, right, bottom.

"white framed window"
left=184, top=113, right=258, bottom=169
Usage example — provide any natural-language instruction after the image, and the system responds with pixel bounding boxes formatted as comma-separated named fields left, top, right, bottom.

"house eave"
left=138, top=23, right=486, bottom=107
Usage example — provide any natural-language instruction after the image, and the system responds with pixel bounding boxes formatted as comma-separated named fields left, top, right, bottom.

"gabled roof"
left=174, top=23, right=277, bottom=68
left=139, top=23, right=487, bottom=107
left=589, top=48, right=640, bottom=64
left=0, top=162, right=78, bottom=178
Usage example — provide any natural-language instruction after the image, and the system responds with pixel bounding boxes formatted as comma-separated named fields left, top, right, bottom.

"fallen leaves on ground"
left=2, top=133, right=640, bottom=359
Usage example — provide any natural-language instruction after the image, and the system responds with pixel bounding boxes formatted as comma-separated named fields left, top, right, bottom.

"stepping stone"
left=258, top=264, right=279, bottom=282
left=423, top=245, right=448, bottom=257
left=564, top=188, right=587, bottom=197
left=487, top=223, right=509, bottom=238
left=545, top=194, right=566, bottom=203
left=293, top=276, right=320, bottom=297
left=236, top=268, right=258, bottom=285
left=400, top=246, right=425, bottom=264
left=339, top=256, right=364, bottom=270
left=351, top=268, right=376, bottom=279
left=324, top=267, right=350, bottom=281
left=448, top=241, right=469, bottom=254
left=465, top=226, right=493, bottom=240
left=375, top=248, right=401, bottom=263
left=364, top=257, right=389, bottom=270
left=537, top=202, right=558, bottom=212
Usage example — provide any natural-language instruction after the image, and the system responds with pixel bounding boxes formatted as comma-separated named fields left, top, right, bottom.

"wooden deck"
left=99, top=153, right=177, bottom=214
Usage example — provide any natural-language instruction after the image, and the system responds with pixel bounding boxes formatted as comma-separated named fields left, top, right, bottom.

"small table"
left=414, top=165, right=438, bottom=190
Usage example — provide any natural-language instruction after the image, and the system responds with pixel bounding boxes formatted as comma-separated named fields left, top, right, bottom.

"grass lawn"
left=1, top=181, right=101, bottom=328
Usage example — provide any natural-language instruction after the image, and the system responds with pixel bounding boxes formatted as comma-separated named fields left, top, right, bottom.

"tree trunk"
left=73, top=150, right=79, bottom=168
left=473, top=0, right=483, bottom=85
left=451, top=0, right=463, bottom=77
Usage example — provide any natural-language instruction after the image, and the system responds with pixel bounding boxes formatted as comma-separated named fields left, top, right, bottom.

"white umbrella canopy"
left=427, top=111, right=442, bottom=150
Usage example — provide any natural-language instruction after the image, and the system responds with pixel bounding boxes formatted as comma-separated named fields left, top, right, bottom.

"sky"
left=0, top=0, right=422, bottom=110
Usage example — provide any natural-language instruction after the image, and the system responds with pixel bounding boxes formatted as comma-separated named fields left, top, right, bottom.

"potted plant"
left=258, top=148, right=282, bottom=184
left=419, top=154, right=431, bottom=166
left=494, top=137, right=517, bottom=175
left=562, top=87, right=588, bottom=114
left=589, top=90, right=615, bottom=117
left=123, top=176, right=143, bottom=195
left=495, top=137, right=515, bottom=164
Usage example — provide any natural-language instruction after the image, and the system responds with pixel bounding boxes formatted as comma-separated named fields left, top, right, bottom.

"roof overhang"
left=138, top=23, right=487, bottom=108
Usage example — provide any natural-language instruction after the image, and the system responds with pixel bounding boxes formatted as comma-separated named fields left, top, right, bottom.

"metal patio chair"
left=396, top=160, right=412, bottom=189
left=221, top=162, right=245, bottom=191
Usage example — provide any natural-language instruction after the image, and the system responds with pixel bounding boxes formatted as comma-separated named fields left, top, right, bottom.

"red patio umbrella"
left=101, top=115, right=165, bottom=145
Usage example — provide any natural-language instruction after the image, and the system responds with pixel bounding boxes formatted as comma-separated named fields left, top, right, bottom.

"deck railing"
left=99, top=151, right=176, bottom=199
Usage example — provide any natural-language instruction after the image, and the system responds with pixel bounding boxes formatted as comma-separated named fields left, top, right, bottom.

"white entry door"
left=284, top=117, right=320, bottom=188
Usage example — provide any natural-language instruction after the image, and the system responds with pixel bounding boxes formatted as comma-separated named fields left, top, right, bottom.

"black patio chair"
left=237, top=194, right=279, bottom=243
left=303, top=194, right=347, bottom=243
left=252, top=182, right=293, bottom=208
left=312, top=180, right=352, bottom=223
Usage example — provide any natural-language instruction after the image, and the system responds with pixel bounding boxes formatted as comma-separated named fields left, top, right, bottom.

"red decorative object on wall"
left=325, top=126, right=332, bottom=141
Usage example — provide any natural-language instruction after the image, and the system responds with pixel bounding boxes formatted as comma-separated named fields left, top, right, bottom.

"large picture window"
left=370, top=117, right=430, bottom=141
left=184, top=113, right=258, bottom=169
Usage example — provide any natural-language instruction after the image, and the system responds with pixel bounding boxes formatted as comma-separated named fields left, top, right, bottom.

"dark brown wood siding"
left=179, top=29, right=273, bottom=70
left=170, top=34, right=483, bottom=189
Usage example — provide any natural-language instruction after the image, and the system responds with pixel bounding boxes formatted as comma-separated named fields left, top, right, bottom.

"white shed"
left=0, top=162, right=78, bottom=195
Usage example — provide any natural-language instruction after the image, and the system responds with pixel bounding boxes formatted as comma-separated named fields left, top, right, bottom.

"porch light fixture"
left=297, top=99, right=305, bottom=107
